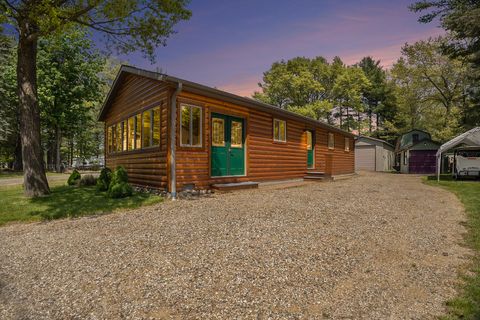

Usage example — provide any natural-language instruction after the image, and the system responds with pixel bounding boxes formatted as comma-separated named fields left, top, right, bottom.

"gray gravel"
left=0, top=172, right=471, bottom=319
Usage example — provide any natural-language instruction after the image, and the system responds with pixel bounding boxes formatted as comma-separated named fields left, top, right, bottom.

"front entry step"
left=211, top=181, right=259, bottom=191
left=304, top=171, right=329, bottom=181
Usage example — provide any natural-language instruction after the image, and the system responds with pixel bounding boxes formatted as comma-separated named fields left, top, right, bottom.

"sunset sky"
left=118, top=0, right=443, bottom=97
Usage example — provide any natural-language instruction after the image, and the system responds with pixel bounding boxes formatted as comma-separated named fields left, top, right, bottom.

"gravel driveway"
left=0, top=172, right=470, bottom=319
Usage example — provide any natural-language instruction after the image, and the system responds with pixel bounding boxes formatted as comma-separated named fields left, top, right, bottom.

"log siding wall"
left=104, top=74, right=169, bottom=188
left=103, top=74, right=355, bottom=191
left=173, top=90, right=355, bottom=190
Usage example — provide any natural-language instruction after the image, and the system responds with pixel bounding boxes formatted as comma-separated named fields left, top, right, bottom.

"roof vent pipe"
left=169, top=82, right=182, bottom=200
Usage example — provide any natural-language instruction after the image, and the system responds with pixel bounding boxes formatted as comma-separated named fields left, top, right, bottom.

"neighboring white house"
left=355, top=136, right=394, bottom=172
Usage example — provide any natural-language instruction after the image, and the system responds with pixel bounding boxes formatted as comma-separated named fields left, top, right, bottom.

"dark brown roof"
left=98, top=65, right=355, bottom=137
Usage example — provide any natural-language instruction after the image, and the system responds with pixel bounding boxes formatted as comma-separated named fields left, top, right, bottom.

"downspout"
left=169, top=82, right=183, bottom=200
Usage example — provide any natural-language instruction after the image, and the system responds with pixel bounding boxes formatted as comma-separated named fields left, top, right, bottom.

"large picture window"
left=180, top=104, right=202, bottom=147
left=273, top=119, right=286, bottom=142
left=107, top=106, right=161, bottom=154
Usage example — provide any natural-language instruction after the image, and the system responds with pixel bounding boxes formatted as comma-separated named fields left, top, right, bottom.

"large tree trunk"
left=17, top=27, right=49, bottom=197
left=12, top=133, right=23, bottom=171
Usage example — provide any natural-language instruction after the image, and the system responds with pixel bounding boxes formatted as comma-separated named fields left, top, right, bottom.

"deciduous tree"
left=0, top=0, right=191, bottom=197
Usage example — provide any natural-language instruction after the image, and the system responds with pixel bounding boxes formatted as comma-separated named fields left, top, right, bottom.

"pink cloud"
left=214, top=27, right=445, bottom=97
left=217, top=75, right=261, bottom=97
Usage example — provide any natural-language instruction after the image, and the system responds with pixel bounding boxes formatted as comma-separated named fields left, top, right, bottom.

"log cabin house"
left=98, top=66, right=355, bottom=197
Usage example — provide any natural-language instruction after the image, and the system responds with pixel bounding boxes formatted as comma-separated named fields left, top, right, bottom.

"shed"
left=436, top=127, right=480, bottom=180
left=395, top=130, right=440, bottom=174
left=355, top=136, right=394, bottom=172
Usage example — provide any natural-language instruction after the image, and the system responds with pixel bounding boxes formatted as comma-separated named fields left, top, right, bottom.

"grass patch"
left=0, top=184, right=163, bottom=226
left=424, top=176, right=480, bottom=319
left=0, top=171, right=68, bottom=179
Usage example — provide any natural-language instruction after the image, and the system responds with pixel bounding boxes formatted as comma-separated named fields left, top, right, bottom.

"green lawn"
left=425, top=176, right=480, bottom=319
left=0, top=183, right=163, bottom=226
left=0, top=171, right=67, bottom=179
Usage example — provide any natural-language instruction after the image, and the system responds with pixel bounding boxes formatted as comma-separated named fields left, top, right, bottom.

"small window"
left=412, top=133, right=419, bottom=143
left=328, top=133, right=335, bottom=150
left=134, top=114, right=141, bottom=149
left=152, top=107, right=160, bottom=146
left=142, top=110, right=151, bottom=148
left=231, top=120, right=243, bottom=148
left=107, top=126, right=113, bottom=153
left=127, top=116, right=135, bottom=151
left=274, top=119, right=286, bottom=142
left=180, top=104, right=202, bottom=147
left=306, top=131, right=313, bottom=150
left=344, top=137, right=350, bottom=152
left=212, top=118, right=225, bottom=147
left=115, top=123, right=122, bottom=152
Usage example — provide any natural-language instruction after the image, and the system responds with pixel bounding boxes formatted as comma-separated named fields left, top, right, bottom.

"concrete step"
left=303, top=175, right=326, bottom=180
left=211, top=181, right=259, bottom=191
left=305, top=171, right=326, bottom=176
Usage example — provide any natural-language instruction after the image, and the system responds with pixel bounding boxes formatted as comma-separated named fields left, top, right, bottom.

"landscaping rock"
left=0, top=172, right=471, bottom=319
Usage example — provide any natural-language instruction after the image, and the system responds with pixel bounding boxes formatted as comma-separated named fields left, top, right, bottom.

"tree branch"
left=422, top=71, right=450, bottom=110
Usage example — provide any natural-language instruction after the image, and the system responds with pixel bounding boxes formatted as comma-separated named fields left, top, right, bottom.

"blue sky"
left=116, top=0, right=442, bottom=96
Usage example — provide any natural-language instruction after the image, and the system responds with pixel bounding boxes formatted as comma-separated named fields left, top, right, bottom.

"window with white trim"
left=180, top=104, right=202, bottom=147
left=273, top=119, right=286, bottom=142
left=328, top=133, right=335, bottom=150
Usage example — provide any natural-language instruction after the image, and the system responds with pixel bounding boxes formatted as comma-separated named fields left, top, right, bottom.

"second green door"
left=211, top=113, right=245, bottom=177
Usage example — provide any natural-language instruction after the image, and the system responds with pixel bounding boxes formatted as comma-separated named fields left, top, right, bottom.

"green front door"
left=307, top=130, right=314, bottom=169
left=211, top=113, right=245, bottom=176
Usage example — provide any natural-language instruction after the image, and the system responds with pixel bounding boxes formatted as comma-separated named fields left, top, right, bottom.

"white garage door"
left=355, top=145, right=376, bottom=171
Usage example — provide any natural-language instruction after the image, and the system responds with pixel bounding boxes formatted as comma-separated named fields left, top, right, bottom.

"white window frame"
left=180, top=104, right=203, bottom=148
left=273, top=118, right=287, bottom=142
left=328, top=133, right=335, bottom=150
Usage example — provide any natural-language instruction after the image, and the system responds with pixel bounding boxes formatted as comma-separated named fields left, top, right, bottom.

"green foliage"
left=79, top=174, right=97, bottom=187
left=67, top=169, right=81, bottom=186
left=0, top=35, right=18, bottom=166
left=391, top=37, right=471, bottom=142
left=332, top=66, right=371, bottom=131
left=254, top=56, right=361, bottom=125
left=107, top=166, right=132, bottom=198
left=110, top=166, right=129, bottom=185
left=410, top=0, right=480, bottom=129
left=96, top=167, right=112, bottom=191
left=0, top=183, right=162, bottom=225
left=356, top=57, right=398, bottom=137
left=424, top=178, right=480, bottom=319
left=108, top=183, right=133, bottom=199
left=0, top=1, right=191, bottom=62
left=410, top=1, right=480, bottom=64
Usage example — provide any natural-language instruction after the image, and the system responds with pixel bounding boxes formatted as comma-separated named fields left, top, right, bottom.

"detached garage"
left=355, top=136, right=394, bottom=172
